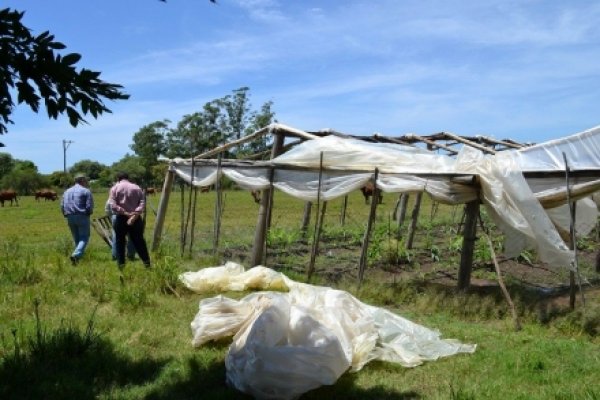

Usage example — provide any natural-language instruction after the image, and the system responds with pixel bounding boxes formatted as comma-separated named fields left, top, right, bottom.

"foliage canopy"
left=0, top=8, right=129, bottom=137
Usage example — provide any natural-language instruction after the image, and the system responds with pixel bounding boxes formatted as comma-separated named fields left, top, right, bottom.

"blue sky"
left=3, top=0, right=600, bottom=173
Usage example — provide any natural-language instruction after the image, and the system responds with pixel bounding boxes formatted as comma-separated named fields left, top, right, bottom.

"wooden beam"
left=458, top=199, right=480, bottom=291
left=151, top=166, right=176, bottom=251
left=300, top=201, right=312, bottom=237
left=442, top=131, right=497, bottom=154
left=404, top=134, right=459, bottom=155
left=358, top=169, right=380, bottom=285
left=251, top=132, right=285, bottom=266
left=406, top=192, right=422, bottom=249
left=307, top=152, right=325, bottom=280
left=476, top=135, right=524, bottom=150
left=193, top=124, right=317, bottom=160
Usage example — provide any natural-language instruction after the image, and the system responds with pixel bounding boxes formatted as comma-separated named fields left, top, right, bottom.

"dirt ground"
left=249, top=236, right=600, bottom=315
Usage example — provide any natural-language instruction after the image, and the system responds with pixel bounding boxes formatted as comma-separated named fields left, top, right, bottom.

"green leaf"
left=62, top=53, right=81, bottom=66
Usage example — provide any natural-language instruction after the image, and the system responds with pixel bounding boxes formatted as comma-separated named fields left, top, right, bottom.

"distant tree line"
left=0, top=87, right=276, bottom=194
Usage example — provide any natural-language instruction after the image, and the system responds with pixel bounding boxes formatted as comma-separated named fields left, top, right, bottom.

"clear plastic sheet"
left=181, top=263, right=476, bottom=400
left=169, top=124, right=600, bottom=269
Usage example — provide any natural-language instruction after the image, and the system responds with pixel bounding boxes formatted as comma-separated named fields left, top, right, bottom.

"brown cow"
left=35, top=189, right=58, bottom=201
left=0, top=190, right=19, bottom=207
left=360, top=182, right=383, bottom=204
left=145, top=187, right=158, bottom=195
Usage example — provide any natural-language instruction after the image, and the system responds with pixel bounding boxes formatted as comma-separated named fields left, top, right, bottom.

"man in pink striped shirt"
left=109, top=172, right=151, bottom=269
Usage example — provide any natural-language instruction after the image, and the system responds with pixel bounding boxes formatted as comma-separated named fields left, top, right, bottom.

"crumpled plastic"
left=181, top=262, right=476, bottom=400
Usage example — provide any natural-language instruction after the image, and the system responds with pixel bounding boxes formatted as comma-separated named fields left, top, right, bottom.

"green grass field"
left=1, top=189, right=599, bottom=399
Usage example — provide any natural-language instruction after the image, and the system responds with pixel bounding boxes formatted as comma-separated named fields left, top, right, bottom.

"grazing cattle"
left=35, top=189, right=58, bottom=201
left=200, top=185, right=212, bottom=193
left=250, top=190, right=261, bottom=204
left=0, top=190, right=19, bottom=207
left=145, top=187, right=158, bottom=195
left=360, top=182, right=383, bottom=204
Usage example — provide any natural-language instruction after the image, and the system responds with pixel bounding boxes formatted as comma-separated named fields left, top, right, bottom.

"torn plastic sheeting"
left=181, top=263, right=476, bottom=400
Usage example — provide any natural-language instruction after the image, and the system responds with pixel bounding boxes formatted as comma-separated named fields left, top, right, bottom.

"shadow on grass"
left=144, top=355, right=253, bottom=400
left=146, top=351, right=419, bottom=400
left=302, top=366, right=421, bottom=400
left=0, top=328, right=167, bottom=400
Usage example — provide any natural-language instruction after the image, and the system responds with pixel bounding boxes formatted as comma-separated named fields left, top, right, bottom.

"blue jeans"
left=111, top=215, right=136, bottom=260
left=66, top=214, right=90, bottom=259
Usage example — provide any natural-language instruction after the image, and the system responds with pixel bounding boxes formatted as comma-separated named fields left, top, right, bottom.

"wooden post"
left=188, top=186, right=198, bottom=257
left=458, top=199, right=480, bottom=291
left=179, top=183, right=185, bottom=253
left=406, top=192, right=422, bottom=249
left=213, top=153, right=223, bottom=255
left=395, top=193, right=408, bottom=240
left=151, top=166, right=176, bottom=251
left=308, top=201, right=327, bottom=281
left=340, top=195, right=348, bottom=226
left=563, top=152, right=585, bottom=309
left=300, top=201, right=312, bottom=238
left=307, top=152, right=325, bottom=280
left=250, top=169, right=272, bottom=266
left=250, top=133, right=285, bottom=266
left=358, top=169, right=379, bottom=285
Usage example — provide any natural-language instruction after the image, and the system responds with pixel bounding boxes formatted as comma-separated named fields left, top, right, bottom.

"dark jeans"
left=114, top=215, right=150, bottom=267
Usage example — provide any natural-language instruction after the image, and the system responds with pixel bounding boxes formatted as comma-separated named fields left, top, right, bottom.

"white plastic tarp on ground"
left=180, top=262, right=476, bottom=400
left=169, top=124, right=600, bottom=269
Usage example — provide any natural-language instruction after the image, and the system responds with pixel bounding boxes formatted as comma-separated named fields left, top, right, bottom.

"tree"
left=130, top=120, right=169, bottom=183
left=0, top=8, right=129, bottom=137
left=0, top=152, right=15, bottom=179
left=13, top=158, right=37, bottom=172
left=69, top=159, right=108, bottom=180
left=240, top=100, right=277, bottom=157
left=164, top=87, right=276, bottom=159
left=110, top=154, right=146, bottom=185
left=220, top=86, right=251, bottom=141
left=48, top=170, right=72, bottom=188
left=166, top=102, right=227, bottom=159
left=1, top=167, right=48, bottom=194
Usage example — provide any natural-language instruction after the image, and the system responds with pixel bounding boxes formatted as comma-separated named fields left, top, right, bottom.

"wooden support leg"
left=458, top=200, right=479, bottom=291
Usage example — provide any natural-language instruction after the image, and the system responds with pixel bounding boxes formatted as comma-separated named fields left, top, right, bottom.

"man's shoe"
left=70, top=255, right=78, bottom=266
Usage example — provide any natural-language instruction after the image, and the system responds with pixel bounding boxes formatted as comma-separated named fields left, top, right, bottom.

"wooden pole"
left=179, top=183, right=185, bottom=254
left=358, top=169, right=380, bottom=285
left=442, top=131, right=497, bottom=154
left=406, top=192, right=422, bottom=250
left=307, top=152, right=325, bottom=280
left=395, top=193, right=409, bottom=240
left=479, top=216, right=521, bottom=331
left=430, top=200, right=439, bottom=222
left=308, top=201, right=328, bottom=281
left=188, top=186, right=198, bottom=257
left=250, top=168, right=272, bottom=267
left=458, top=199, right=480, bottom=291
left=563, top=152, right=585, bottom=309
left=262, top=169, right=276, bottom=264
left=340, top=195, right=348, bottom=226
left=192, top=124, right=317, bottom=160
left=300, top=201, right=312, bottom=238
left=182, top=158, right=196, bottom=256
left=250, top=133, right=285, bottom=266
left=213, top=153, right=223, bottom=255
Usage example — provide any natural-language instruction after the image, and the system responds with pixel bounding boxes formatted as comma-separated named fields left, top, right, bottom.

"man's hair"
left=116, top=172, right=129, bottom=181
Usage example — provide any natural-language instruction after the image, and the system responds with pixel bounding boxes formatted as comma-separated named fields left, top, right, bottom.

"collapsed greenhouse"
left=152, top=123, right=600, bottom=287
left=150, top=123, right=600, bottom=399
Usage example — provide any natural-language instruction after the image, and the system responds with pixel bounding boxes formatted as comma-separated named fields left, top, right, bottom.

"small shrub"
left=117, top=284, right=149, bottom=311
left=152, top=256, right=182, bottom=296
